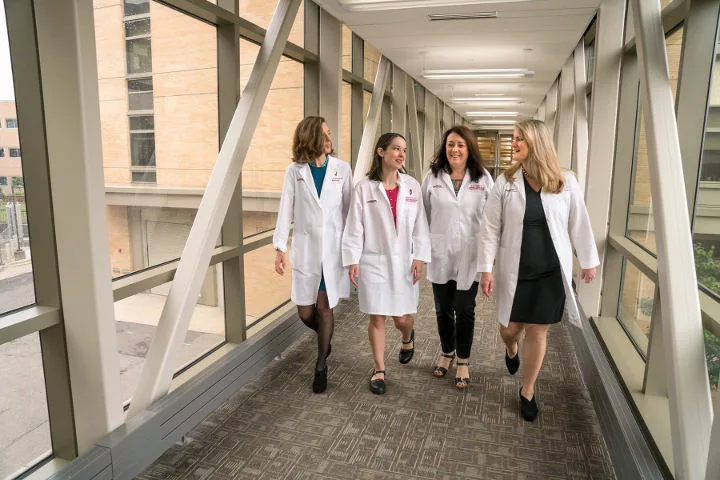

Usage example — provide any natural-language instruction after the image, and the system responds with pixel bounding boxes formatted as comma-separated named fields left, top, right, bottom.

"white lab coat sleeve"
left=341, top=167, right=352, bottom=223
left=483, top=169, right=494, bottom=208
left=273, top=166, right=294, bottom=253
left=567, top=174, right=600, bottom=269
left=413, top=189, right=432, bottom=263
left=342, top=184, right=364, bottom=266
left=477, top=179, right=503, bottom=272
left=421, top=171, right=432, bottom=222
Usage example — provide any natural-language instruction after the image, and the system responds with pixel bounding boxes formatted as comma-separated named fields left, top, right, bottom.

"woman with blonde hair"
left=478, top=119, right=599, bottom=421
left=342, top=132, right=430, bottom=395
left=273, top=116, right=352, bottom=394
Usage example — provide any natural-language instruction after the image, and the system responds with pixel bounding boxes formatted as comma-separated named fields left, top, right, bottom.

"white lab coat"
left=273, top=156, right=352, bottom=309
left=342, top=173, right=431, bottom=316
left=421, top=168, right=494, bottom=290
left=477, top=170, right=599, bottom=327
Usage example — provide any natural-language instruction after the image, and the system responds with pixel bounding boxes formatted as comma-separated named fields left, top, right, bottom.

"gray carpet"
left=137, top=278, right=615, bottom=479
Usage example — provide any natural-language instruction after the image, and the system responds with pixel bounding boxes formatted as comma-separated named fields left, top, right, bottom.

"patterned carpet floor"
left=138, top=278, right=615, bottom=479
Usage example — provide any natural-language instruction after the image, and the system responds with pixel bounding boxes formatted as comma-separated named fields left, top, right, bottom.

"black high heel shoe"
left=505, top=344, right=520, bottom=375
left=432, top=352, right=455, bottom=377
left=520, top=387, right=538, bottom=421
left=369, top=370, right=386, bottom=395
left=312, top=366, right=328, bottom=394
left=455, top=361, right=470, bottom=390
left=399, top=329, right=415, bottom=364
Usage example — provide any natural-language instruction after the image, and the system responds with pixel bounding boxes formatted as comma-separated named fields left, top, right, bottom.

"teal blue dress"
left=308, top=157, right=328, bottom=292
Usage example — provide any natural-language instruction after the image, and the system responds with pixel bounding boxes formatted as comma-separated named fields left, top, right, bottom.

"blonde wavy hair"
left=504, top=119, right=565, bottom=194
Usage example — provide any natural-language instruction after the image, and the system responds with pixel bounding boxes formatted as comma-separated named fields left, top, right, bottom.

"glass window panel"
left=114, top=266, right=225, bottom=404
left=125, top=18, right=150, bottom=37
left=130, top=132, right=155, bottom=166
left=240, top=38, right=303, bottom=238
left=126, top=37, right=152, bottom=74
left=363, top=40, right=380, bottom=83
left=362, top=90, right=370, bottom=127
left=341, top=81, right=351, bottom=162
left=0, top=176, right=6, bottom=185
left=586, top=41, right=595, bottom=80
left=0, top=17, right=34, bottom=316
left=626, top=26, right=683, bottom=255
left=239, top=0, right=304, bottom=47
left=0, top=333, right=52, bottom=477
left=131, top=171, right=156, bottom=183
left=244, top=243, right=291, bottom=330
left=124, top=0, right=150, bottom=16
left=129, top=115, right=154, bottom=130
left=705, top=329, right=720, bottom=393
left=95, top=0, right=218, bottom=281
left=618, top=259, right=655, bottom=354
left=342, top=25, right=352, bottom=72
left=695, top=26, right=720, bottom=299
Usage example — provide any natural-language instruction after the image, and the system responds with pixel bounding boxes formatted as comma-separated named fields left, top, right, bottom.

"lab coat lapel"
left=440, top=171, right=456, bottom=200
left=319, top=156, right=335, bottom=205
left=299, top=163, right=322, bottom=208
left=455, top=169, right=471, bottom=201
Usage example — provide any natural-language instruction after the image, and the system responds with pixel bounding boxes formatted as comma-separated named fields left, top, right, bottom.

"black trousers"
left=431, top=280, right=478, bottom=359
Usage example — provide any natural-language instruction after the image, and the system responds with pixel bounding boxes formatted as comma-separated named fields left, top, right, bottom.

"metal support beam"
left=642, top=286, right=667, bottom=396
left=537, top=98, right=547, bottom=122
left=34, top=0, right=125, bottom=453
left=319, top=8, right=342, bottom=144
left=630, top=0, right=712, bottom=476
left=129, top=0, right=302, bottom=417
left=406, top=75, right=423, bottom=181
left=578, top=0, right=627, bottom=318
left=573, top=41, right=590, bottom=193
left=546, top=79, right=559, bottom=142
left=556, top=56, right=575, bottom=170
left=391, top=64, right=407, bottom=138
left=353, top=56, right=391, bottom=184
left=423, top=92, right=438, bottom=172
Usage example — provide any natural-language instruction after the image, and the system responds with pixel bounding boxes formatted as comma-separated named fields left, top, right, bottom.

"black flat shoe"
left=520, top=387, right=538, bottom=421
left=312, top=366, right=328, bottom=394
left=455, top=361, right=470, bottom=390
left=369, top=370, right=386, bottom=395
left=432, top=352, right=455, bottom=377
left=505, top=346, right=520, bottom=375
left=399, top=329, right=415, bottom=364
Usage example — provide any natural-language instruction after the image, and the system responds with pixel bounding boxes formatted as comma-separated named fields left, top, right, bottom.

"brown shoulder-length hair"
left=504, top=119, right=565, bottom=193
left=430, top=125, right=486, bottom=182
left=366, top=132, right=407, bottom=181
left=292, top=116, right=328, bottom=164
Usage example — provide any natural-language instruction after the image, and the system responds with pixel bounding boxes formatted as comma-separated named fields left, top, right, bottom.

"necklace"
left=521, top=166, right=529, bottom=178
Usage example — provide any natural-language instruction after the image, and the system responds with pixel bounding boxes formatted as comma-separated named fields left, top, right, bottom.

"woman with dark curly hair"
left=421, top=125, right=494, bottom=390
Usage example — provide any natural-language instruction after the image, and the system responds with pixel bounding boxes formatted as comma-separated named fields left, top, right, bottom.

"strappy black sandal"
left=312, top=366, right=328, bottom=394
left=369, top=370, right=386, bottom=395
left=432, top=352, right=455, bottom=377
left=455, top=361, right=470, bottom=391
left=399, top=329, right=415, bottom=364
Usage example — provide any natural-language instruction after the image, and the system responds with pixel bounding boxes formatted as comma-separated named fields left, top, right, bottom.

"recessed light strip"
left=428, top=12, right=497, bottom=20
left=465, top=111, right=519, bottom=116
left=342, top=0, right=532, bottom=12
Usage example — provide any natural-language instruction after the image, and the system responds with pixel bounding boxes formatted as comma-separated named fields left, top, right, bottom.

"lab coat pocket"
left=360, top=253, right=386, bottom=285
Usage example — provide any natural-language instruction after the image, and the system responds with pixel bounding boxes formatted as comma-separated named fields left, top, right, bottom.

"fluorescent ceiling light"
left=424, top=69, right=533, bottom=80
left=452, top=98, right=523, bottom=104
left=428, top=12, right=497, bottom=20
left=340, top=0, right=531, bottom=12
left=472, top=119, right=516, bottom=124
left=465, top=111, right=519, bottom=116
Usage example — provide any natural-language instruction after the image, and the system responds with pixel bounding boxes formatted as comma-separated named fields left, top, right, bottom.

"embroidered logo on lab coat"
left=367, top=199, right=377, bottom=204
left=297, top=178, right=305, bottom=182
left=406, top=189, right=418, bottom=203
left=432, top=184, right=442, bottom=189
left=469, top=184, right=485, bottom=191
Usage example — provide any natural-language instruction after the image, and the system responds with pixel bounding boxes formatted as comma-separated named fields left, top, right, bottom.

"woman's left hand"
left=410, top=259, right=423, bottom=285
left=581, top=268, right=596, bottom=283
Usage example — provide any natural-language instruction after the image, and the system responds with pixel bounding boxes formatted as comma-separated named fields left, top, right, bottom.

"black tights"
left=297, top=291, right=333, bottom=372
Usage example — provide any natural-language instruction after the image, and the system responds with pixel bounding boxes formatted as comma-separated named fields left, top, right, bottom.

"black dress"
left=509, top=180, right=566, bottom=325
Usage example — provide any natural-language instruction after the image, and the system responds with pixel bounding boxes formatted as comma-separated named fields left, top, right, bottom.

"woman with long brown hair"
left=478, top=119, right=599, bottom=421
left=342, top=132, right=430, bottom=395
left=273, top=116, right=352, bottom=394
left=421, top=125, right=494, bottom=390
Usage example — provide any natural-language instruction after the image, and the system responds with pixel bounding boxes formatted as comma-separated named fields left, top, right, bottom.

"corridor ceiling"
left=315, top=0, right=601, bottom=121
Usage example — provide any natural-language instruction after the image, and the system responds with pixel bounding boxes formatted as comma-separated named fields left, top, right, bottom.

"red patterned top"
left=385, top=186, right=399, bottom=226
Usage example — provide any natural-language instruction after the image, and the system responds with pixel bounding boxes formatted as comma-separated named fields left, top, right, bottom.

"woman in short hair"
left=273, top=116, right=352, bottom=394
left=342, top=132, right=431, bottom=395
left=478, top=119, right=599, bottom=421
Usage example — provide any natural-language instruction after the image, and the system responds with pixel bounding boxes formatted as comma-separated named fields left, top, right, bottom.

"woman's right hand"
left=348, top=264, right=359, bottom=287
left=274, top=250, right=287, bottom=275
left=480, top=272, right=494, bottom=297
